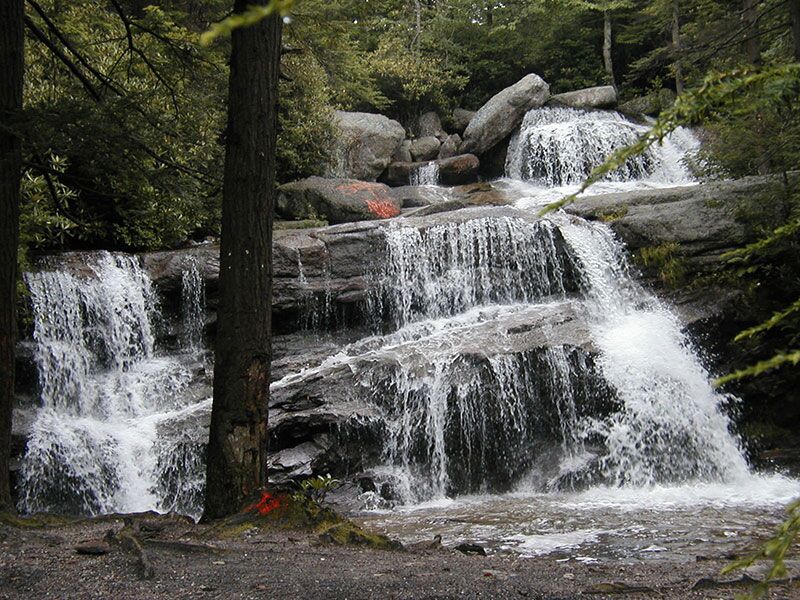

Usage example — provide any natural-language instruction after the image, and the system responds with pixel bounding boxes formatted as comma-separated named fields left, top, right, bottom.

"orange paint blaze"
left=366, top=199, right=400, bottom=219
left=245, top=491, right=286, bottom=516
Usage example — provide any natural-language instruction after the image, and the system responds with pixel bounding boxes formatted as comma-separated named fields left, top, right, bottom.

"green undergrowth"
left=200, top=492, right=400, bottom=550
left=635, top=242, right=687, bottom=287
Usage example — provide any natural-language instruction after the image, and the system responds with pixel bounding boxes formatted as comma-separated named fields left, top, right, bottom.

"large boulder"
left=409, top=136, right=441, bottom=162
left=618, top=89, right=676, bottom=117
left=329, top=111, right=406, bottom=181
left=548, top=85, right=617, bottom=109
left=277, top=176, right=402, bottom=224
left=460, top=74, right=550, bottom=156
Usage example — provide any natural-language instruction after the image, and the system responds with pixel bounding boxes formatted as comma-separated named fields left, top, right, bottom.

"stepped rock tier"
left=13, top=99, right=798, bottom=529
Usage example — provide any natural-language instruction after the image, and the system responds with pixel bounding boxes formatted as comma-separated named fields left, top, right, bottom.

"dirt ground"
left=1, top=512, right=798, bottom=600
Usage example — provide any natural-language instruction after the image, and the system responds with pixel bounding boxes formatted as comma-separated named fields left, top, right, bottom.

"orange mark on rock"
left=366, top=200, right=400, bottom=219
left=245, top=491, right=286, bottom=516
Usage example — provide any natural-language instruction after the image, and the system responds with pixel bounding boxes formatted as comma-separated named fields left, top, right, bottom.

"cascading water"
left=504, top=106, right=699, bottom=208
left=181, top=256, right=205, bottom=353
left=20, top=253, right=210, bottom=518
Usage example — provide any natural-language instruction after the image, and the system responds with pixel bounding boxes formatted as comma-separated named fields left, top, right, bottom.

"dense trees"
left=0, top=0, right=24, bottom=514
left=202, top=1, right=282, bottom=520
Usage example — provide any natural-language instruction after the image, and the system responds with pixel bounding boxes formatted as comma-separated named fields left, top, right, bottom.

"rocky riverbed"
left=1, top=511, right=798, bottom=599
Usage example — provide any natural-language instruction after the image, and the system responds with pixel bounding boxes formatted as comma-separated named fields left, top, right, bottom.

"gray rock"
left=438, top=154, right=480, bottom=186
left=391, top=139, right=412, bottom=163
left=409, top=136, right=441, bottom=162
left=460, top=74, right=550, bottom=156
left=277, top=176, right=402, bottom=224
left=417, top=111, right=444, bottom=138
left=566, top=175, right=793, bottom=258
left=438, top=134, right=461, bottom=160
left=548, top=85, right=617, bottom=109
left=329, top=111, right=406, bottom=181
left=451, top=108, right=476, bottom=134
left=618, top=89, right=676, bottom=117
left=390, top=185, right=451, bottom=208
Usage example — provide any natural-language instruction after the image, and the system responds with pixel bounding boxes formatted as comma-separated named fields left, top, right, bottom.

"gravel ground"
left=1, top=513, right=798, bottom=600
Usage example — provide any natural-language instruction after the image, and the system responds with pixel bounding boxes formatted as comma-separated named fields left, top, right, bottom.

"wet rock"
left=548, top=85, right=617, bottom=109
left=381, top=154, right=479, bottom=187
left=478, top=134, right=512, bottom=179
left=437, top=154, right=480, bottom=186
left=329, top=111, right=406, bottom=181
left=454, top=543, right=486, bottom=556
left=438, top=134, right=461, bottom=160
left=460, top=74, right=549, bottom=156
left=409, top=136, right=441, bottom=162
left=390, top=185, right=451, bottom=208
left=277, top=177, right=402, bottom=224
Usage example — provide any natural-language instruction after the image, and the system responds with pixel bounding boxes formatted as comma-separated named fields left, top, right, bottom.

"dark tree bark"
left=202, top=2, right=282, bottom=520
left=602, top=11, right=616, bottom=90
left=672, top=0, right=684, bottom=95
left=743, top=0, right=762, bottom=65
left=0, top=0, right=24, bottom=513
left=790, top=0, right=800, bottom=61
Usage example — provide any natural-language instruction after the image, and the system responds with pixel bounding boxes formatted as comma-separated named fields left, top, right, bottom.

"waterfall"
left=346, top=208, right=750, bottom=502
left=369, top=217, right=580, bottom=327
left=410, top=161, right=439, bottom=186
left=505, top=106, right=697, bottom=187
left=18, top=99, right=769, bottom=519
left=20, top=253, right=210, bottom=518
left=181, top=256, right=205, bottom=352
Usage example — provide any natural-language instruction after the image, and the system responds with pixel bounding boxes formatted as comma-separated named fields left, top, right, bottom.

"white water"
left=20, top=253, right=210, bottom=518
left=505, top=106, right=699, bottom=209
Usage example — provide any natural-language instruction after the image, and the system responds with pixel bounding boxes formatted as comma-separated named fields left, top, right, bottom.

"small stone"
left=455, top=542, right=487, bottom=556
left=75, top=540, right=111, bottom=555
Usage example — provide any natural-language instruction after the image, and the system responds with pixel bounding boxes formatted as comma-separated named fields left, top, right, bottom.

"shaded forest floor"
left=2, top=512, right=799, bottom=599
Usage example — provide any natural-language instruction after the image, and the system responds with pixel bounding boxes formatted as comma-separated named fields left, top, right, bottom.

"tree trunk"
left=202, top=1, right=281, bottom=521
left=790, top=0, right=800, bottom=61
left=0, top=0, right=24, bottom=514
left=602, top=11, right=616, bottom=90
left=672, top=0, right=684, bottom=95
left=743, top=0, right=761, bottom=65
left=411, top=0, right=422, bottom=52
